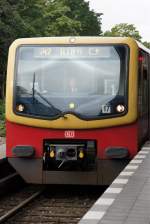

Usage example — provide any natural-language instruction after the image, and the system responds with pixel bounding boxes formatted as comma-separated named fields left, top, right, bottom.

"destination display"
left=33, top=46, right=112, bottom=58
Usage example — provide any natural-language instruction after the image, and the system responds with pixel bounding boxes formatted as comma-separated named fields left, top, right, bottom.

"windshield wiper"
left=32, top=73, right=67, bottom=118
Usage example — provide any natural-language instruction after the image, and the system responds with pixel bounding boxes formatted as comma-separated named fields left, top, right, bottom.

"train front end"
left=6, top=37, right=138, bottom=185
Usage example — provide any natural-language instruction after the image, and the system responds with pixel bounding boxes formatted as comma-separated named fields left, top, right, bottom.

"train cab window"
left=14, top=45, right=129, bottom=120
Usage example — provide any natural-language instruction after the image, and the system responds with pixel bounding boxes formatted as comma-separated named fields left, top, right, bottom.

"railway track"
left=0, top=185, right=106, bottom=224
left=0, top=159, right=25, bottom=196
left=0, top=185, right=43, bottom=223
left=0, top=159, right=14, bottom=179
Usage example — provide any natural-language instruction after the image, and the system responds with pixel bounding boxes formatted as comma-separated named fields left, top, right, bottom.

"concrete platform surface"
left=0, top=144, right=6, bottom=159
left=79, top=141, right=150, bottom=224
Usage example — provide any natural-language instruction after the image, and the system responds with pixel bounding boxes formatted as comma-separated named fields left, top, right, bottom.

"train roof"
left=136, top=41, right=150, bottom=54
left=10, top=37, right=150, bottom=54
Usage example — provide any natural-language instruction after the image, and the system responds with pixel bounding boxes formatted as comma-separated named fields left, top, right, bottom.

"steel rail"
left=0, top=189, right=43, bottom=223
left=0, top=172, right=18, bottom=185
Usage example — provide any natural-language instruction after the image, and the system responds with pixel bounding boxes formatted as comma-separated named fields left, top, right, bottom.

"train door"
left=138, top=50, right=149, bottom=145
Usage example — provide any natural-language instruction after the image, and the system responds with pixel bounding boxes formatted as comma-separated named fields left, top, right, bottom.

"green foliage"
left=0, top=0, right=103, bottom=99
left=103, top=23, right=150, bottom=50
left=0, top=100, right=5, bottom=136
left=143, top=41, right=150, bottom=49
left=61, top=0, right=102, bottom=35
left=103, top=23, right=142, bottom=41
left=43, top=1, right=81, bottom=36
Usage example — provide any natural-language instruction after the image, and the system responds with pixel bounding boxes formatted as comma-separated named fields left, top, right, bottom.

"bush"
left=0, top=100, right=5, bottom=137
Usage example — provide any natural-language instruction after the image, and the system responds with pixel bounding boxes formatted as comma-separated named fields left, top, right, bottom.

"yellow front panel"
left=6, top=37, right=138, bottom=129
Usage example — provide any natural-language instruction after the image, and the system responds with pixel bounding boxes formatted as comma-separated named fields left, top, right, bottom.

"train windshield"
left=14, top=45, right=128, bottom=120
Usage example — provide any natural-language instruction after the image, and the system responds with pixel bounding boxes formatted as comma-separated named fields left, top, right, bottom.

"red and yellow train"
left=6, top=37, right=150, bottom=185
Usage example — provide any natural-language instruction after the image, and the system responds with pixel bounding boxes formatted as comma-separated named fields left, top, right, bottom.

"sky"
left=85, top=0, right=150, bottom=42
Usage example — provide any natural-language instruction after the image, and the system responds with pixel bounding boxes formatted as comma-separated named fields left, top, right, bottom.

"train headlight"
left=69, top=102, right=75, bottom=109
left=79, top=150, right=84, bottom=159
left=69, top=37, right=76, bottom=43
left=16, top=104, right=25, bottom=112
left=50, top=150, right=55, bottom=158
left=116, top=104, right=125, bottom=113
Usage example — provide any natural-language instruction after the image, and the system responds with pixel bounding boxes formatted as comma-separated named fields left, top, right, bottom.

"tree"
left=0, top=0, right=26, bottom=97
left=0, top=0, right=103, bottom=98
left=103, top=23, right=142, bottom=41
left=42, top=0, right=81, bottom=36
left=61, top=0, right=103, bottom=36
left=143, top=41, right=150, bottom=49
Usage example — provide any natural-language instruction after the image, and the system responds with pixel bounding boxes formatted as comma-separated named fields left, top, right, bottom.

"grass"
left=0, top=100, right=5, bottom=137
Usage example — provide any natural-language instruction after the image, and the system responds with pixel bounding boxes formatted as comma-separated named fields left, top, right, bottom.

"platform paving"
left=79, top=141, right=150, bottom=224
left=0, top=144, right=6, bottom=159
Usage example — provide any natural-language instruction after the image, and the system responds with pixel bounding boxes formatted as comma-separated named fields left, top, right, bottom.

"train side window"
left=143, top=68, right=148, bottom=80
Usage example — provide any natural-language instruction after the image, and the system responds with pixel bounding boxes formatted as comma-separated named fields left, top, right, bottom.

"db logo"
left=64, top=130, right=75, bottom=138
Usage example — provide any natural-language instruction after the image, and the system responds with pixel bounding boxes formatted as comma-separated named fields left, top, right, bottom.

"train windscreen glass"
left=14, top=45, right=128, bottom=119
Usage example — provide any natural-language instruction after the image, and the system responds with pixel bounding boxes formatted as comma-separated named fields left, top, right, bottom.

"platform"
left=0, top=144, right=6, bottom=159
left=79, top=141, right=150, bottom=224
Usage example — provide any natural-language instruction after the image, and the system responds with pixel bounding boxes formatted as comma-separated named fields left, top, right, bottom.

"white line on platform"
left=125, top=165, right=139, bottom=170
left=130, top=159, right=143, bottom=164
left=120, top=171, right=134, bottom=176
left=138, top=151, right=149, bottom=154
left=113, top=178, right=128, bottom=184
left=142, top=147, right=150, bottom=150
left=105, top=187, right=122, bottom=194
left=95, top=198, right=115, bottom=205
left=134, top=155, right=146, bottom=159
left=82, top=211, right=105, bottom=220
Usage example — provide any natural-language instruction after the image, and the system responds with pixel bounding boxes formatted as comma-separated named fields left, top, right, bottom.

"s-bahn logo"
left=64, top=130, right=75, bottom=138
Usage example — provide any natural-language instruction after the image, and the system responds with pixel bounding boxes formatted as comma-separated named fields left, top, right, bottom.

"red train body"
left=6, top=37, right=150, bottom=185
